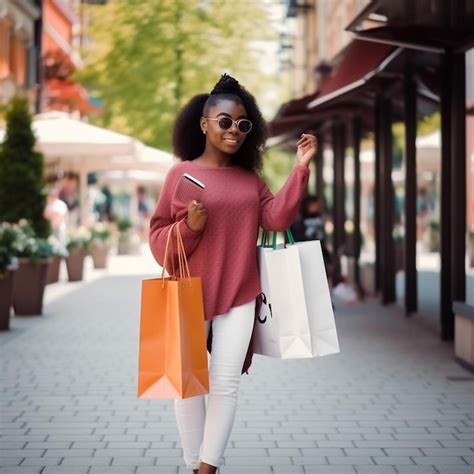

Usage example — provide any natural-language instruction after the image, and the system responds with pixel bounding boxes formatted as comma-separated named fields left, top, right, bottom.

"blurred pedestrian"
left=416, top=186, right=434, bottom=240
left=44, top=186, right=68, bottom=245
left=148, top=73, right=317, bottom=474
left=291, top=194, right=331, bottom=270
left=137, top=186, right=151, bottom=240
left=100, top=185, right=113, bottom=221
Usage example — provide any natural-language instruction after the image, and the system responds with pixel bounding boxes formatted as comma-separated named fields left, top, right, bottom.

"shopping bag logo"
left=257, top=292, right=272, bottom=324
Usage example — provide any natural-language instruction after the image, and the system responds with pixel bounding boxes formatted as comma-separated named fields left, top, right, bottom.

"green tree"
left=77, top=0, right=276, bottom=150
left=262, top=146, right=295, bottom=192
left=418, top=111, right=440, bottom=136
left=0, top=97, right=50, bottom=238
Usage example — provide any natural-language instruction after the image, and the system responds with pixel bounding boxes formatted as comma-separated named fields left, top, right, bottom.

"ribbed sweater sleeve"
left=149, top=166, right=203, bottom=272
left=258, top=164, right=310, bottom=231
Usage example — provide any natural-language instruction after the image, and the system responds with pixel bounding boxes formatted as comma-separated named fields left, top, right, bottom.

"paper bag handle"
left=260, top=229, right=295, bottom=249
left=162, top=220, right=191, bottom=283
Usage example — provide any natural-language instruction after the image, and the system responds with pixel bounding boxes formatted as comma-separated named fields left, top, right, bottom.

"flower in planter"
left=88, top=222, right=113, bottom=268
left=47, top=235, right=69, bottom=258
left=117, top=217, right=132, bottom=233
left=392, top=225, right=405, bottom=241
left=89, top=222, right=112, bottom=245
left=15, top=220, right=54, bottom=262
left=66, top=226, right=92, bottom=252
left=426, top=219, right=440, bottom=252
left=0, top=222, right=22, bottom=277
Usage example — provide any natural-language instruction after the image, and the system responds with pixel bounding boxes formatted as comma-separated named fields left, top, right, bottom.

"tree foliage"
left=262, top=146, right=296, bottom=192
left=0, top=97, right=50, bottom=238
left=77, top=0, right=276, bottom=150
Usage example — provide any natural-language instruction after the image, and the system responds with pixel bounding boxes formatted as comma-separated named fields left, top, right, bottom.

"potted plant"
left=88, top=222, right=112, bottom=268
left=65, top=226, right=91, bottom=281
left=46, top=235, right=69, bottom=284
left=469, top=227, right=474, bottom=268
left=117, top=217, right=140, bottom=255
left=0, top=222, right=20, bottom=329
left=0, top=97, right=52, bottom=316
left=12, top=220, right=54, bottom=316
left=427, top=220, right=440, bottom=253
left=0, top=96, right=50, bottom=238
left=393, top=225, right=404, bottom=272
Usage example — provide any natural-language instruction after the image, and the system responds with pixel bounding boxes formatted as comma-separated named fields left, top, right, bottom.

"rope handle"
left=175, top=221, right=191, bottom=281
left=162, top=222, right=177, bottom=280
left=161, top=220, right=191, bottom=285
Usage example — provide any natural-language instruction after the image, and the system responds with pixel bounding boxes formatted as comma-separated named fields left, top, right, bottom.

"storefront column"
left=332, top=122, right=346, bottom=266
left=352, top=117, right=362, bottom=288
left=404, top=60, right=418, bottom=314
left=375, top=95, right=396, bottom=304
left=374, top=101, right=381, bottom=292
left=440, top=50, right=466, bottom=340
left=451, top=52, right=466, bottom=303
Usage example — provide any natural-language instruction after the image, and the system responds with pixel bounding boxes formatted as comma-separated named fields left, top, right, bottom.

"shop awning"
left=306, top=41, right=400, bottom=109
left=346, top=0, right=474, bottom=53
left=268, top=40, right=399, bottom=142
left=45, top=79, right=101, bottom=115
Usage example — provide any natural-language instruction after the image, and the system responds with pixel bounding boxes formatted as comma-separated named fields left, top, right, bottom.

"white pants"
left=174, top=299, right=256, bottom=469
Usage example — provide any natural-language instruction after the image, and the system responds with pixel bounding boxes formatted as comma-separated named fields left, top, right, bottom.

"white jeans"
left=174, top=299, right=256, bottom=469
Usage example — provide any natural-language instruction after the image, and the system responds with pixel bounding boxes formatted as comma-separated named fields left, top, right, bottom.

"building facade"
left=0, top=0, right=97, bottom=116
left=273, top=0, right=474, bottom=363
left=0, top=0, right=40, bottom=106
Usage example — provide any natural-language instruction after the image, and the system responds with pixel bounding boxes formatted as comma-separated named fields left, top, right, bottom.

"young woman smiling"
left=149, top=74, right=317, bottom=474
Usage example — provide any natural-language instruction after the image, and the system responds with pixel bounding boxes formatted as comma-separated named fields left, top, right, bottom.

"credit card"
left=183, top=173, right=205, bottom=189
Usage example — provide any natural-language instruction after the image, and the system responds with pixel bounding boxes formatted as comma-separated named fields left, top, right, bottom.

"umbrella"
left=0, top=112, right=175, bottom=223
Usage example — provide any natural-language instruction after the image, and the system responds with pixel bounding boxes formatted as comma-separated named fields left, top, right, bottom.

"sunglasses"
left=203, top=116, right=253, bottom=134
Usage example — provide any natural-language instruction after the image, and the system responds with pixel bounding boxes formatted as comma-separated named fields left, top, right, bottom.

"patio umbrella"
left=0, top=112, right=176, bottom=224
left=30, top=111, right=139, bottom=159
left=32, top=112, right=143, bottom=224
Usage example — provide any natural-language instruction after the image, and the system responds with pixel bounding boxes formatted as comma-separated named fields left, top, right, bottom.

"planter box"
left=0, top=270, right=15, bottom=330
left=46, top=255, right=61, bottom=284
left=359, top=262, right=376, bottom=296
left=469, top=239, right=474, bottom=268
left=13, top=258, right=50, bottom=315
left=454, top=303, right=474, bottom=373
left=66, top=247, right=87, bottom=282
left=427, top=229, right=440, bottom=252
left=89, top=240, right=109, bottom=269
left=118, top=231, right=141, bottom=255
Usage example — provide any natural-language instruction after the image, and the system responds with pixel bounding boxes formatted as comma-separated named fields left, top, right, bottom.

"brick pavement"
left=1, top=247, right=473, bottom=473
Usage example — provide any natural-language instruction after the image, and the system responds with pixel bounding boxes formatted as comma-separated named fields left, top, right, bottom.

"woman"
left=149, top=74, right=317, bottom=474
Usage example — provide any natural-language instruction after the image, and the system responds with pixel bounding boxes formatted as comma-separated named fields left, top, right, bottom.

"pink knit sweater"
left=149, top=160, right=310, bottom=321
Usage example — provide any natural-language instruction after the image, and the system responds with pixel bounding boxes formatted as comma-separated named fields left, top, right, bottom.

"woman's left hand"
left=296, top=133, right=318, bottom=167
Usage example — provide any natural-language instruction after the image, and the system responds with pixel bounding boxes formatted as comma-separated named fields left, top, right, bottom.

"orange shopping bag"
left=138, top=222, right=209, bottom=399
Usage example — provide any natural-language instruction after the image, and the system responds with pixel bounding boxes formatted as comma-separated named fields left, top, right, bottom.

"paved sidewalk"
left=1, top=247, right=473, bottom=474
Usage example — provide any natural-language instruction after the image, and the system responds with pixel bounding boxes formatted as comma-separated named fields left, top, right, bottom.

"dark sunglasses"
left=203, top=116, right=253, bottom=134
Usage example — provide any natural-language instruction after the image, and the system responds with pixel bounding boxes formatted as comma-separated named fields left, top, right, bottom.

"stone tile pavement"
left=1, top=246, right=473, bottom=473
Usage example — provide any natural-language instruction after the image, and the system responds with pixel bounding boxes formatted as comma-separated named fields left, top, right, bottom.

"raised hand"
left=296, top=133, right=318, bottom=167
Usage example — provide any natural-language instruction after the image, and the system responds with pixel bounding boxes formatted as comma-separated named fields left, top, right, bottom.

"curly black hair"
left=172, top=74, right=267, bottom=171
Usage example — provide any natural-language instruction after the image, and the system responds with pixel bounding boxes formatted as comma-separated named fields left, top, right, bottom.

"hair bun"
left=210, top=73, right=240, bottom=95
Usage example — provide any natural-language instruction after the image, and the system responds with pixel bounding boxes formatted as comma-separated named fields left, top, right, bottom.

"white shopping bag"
left=254, top=239, right=339, bottom=359
left=293, top=240, right=339, bottom=357
left=253, top=246, right=287, bottom=358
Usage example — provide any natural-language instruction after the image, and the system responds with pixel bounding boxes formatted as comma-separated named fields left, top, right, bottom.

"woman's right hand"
left=185, top=200, right=207, bottom=232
